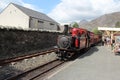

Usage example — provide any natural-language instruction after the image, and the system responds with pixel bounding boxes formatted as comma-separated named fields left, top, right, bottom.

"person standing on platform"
left=102, top=36, right=105, bottom=46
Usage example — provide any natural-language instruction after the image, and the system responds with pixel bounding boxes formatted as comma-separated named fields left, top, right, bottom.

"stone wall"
left=0, top=28, right=61, bottom=59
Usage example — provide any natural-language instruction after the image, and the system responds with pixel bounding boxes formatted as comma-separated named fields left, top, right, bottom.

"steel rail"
left=0, top=48, right=58, bottom=66
left=5, top=59, right=64, bottom=80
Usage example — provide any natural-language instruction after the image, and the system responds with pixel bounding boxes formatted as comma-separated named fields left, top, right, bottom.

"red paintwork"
left=71, top=28, right=88, bottom=49
left=71, top=28, right=87, bottom=37
left=70, top=28, right=101, bottom=48
left=89, top=32, right=95, bottom=45
left=75, top=38, right=79, bottom=48
left=71, top=28, right=79, bottom=37
left=89, top=32, right=101, bottom=45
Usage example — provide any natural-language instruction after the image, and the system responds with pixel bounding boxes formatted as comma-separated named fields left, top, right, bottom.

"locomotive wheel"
left=65, top=52, right=74, bottom=60
left=56, top=50, right=67, bottom=61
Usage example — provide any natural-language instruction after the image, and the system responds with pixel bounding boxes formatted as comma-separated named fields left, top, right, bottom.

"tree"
left=92, top=27, right=102, bottom=35
left=72, top=22, right=79, bottom=28
left=115, top=21, right=120, bottom=28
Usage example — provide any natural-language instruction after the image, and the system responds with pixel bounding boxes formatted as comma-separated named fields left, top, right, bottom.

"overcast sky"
left=0, top=0, right=120, bottom=24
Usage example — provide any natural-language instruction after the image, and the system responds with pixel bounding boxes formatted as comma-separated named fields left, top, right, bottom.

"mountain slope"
left=80, top=12, right=120, bottom=31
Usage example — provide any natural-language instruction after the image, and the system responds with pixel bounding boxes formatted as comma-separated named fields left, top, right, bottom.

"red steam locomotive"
left=56, top=25, right=101, bottom=60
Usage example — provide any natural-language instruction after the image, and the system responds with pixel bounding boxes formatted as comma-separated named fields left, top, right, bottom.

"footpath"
left=48, top=45, right=120, bottom=80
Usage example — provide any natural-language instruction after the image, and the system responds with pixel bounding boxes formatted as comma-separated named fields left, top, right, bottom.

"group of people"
left=113, top=43, right=120, bottom=54
left=102, top=36, right=120, bottom=55
left=102, top=36, right=111, bottom=46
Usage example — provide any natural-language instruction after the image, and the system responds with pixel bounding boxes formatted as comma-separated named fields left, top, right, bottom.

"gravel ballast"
left=0, top=52, right=57, bottom=80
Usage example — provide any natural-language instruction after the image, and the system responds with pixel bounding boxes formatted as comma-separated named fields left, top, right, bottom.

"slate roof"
left=11, top=3, right=58, bottom=23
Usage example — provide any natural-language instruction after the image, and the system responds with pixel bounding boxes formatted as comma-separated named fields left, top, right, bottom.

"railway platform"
left=46, top=45, right=120, bottom=80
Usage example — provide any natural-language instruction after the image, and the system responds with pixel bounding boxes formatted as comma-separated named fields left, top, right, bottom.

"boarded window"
left=38, top=20, right=44, bottom=23
left=38, top=20, right=44, bottom=29
left=50, top=23, right=54, bottom=25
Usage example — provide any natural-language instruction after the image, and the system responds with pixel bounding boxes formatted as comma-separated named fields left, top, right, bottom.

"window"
left=81, top=33, right=86, bottom=38
left=50, top=23, right=54, bottom=25
left=38, top=20, right=44, bottom=23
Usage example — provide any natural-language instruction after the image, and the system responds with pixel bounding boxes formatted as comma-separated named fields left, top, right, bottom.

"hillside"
left=79, top=19, right=88, bottom=26
left=79, top=12, right=120, bottom=31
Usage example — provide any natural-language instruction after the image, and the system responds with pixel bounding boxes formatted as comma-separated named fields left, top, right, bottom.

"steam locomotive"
left=56, top=25, right=101, bottom=60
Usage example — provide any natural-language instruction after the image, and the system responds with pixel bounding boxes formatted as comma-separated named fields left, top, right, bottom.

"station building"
left=0, top=3, right=60, bottom=31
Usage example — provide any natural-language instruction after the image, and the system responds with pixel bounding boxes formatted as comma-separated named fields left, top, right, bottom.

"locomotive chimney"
left=63, top=25, right=69, bottom=35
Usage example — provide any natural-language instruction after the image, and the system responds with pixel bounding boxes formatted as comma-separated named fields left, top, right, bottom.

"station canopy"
left=98, top=27, right=120, bottom=42
left=98, top=27, right=120, bottom=31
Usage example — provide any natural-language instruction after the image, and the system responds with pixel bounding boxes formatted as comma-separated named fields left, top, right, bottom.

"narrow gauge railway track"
left=0, top=48, right=58, bottom=66
left=5, top=59, right=65, bottom=80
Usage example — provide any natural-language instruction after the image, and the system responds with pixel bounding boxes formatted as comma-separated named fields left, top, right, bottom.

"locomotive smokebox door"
left=57, top=35, right=71, bottom=49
